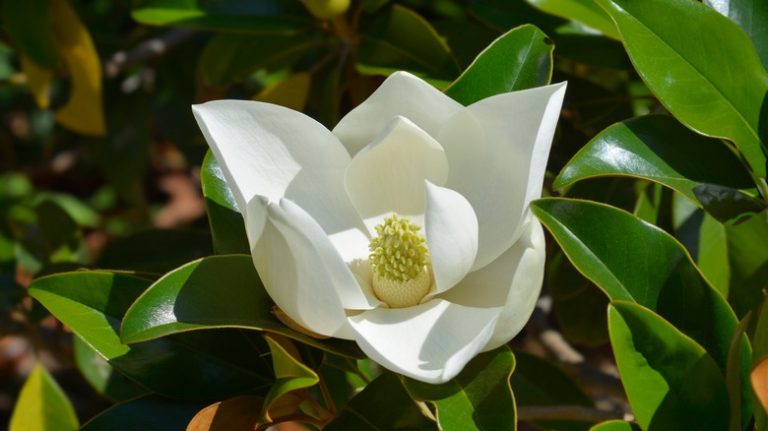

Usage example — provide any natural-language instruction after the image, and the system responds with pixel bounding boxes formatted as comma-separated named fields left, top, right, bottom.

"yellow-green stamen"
left=368, top=214, right=432, bottom=308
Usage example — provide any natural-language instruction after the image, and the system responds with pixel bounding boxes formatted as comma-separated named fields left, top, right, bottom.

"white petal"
left=192, top=100, right=369, bottom=261
left=438, top=82, right=566, bottom=270
left=333, top=71, right=463, bottom=156
left=251, top=199, right=379, bottom=339
left=423, top=181, right=478, bottom=295
left=439, top=215, right=546, bottom=350
left=348, top=299, right=501, bottom=383
left=344, top=116, right=449, bottom=232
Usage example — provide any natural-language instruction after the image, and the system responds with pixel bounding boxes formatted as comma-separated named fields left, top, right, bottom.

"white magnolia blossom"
left=192, top=72, right=566, bottom=384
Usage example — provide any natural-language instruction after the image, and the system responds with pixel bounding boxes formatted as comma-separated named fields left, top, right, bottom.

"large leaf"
left=200, top=151, right=250, bottom=255
left=2, top=0, right=57, bottom=68
left=512, top=350, right=593, bottom=431
left=357, top=4, right=460, bottom=84
left=325, top=373, right=436, bottom=430
left=705, top=0, right=768, bottom=68
left=29, top=271, right=273, bottom=399
left=530, top=198, right=743, bottom=371
left=595, top=0, right=768, bottom=177
left=131, top=0, right=309, bottom=33
left=404, top=346, right=516, bottom=431
left=445, top=24, right=553, bottom=105
left=554, top=115, right=757, bottom=218
left=532, top=198, right=753, bottom=427
left=9, top=364, right=78, bottom=431
left=590, top=421, right=640, bottom=431
left=81, top=396, right=205, bottom=431
left=120, top=254, right=362, bottom=358
left=608, top=302, right=729, bottom=430
left=197, top=33, right=320, bottom=86
left=526, top=0, right=620, bottom=39
left=73, top=335, right=148, bottom=402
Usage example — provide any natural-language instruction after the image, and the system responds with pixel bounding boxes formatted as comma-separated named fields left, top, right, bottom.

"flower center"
left=368, top=214, right=432, bottom=308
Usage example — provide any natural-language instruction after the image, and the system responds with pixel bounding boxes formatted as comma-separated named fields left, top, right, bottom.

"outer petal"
left=423, top=181, right=478, bottom=295
left=192, top=100, right=369, bottom=262
left=348, top=299, right=501, bottom=383
left=252, top=198, right=379, bottom=339
left=333, top=71, right=463, bottom=156
left=344, top=116, right=448, bottom=232
left=439, top=215, right=546, bottom=350
left=438, top=82, right=566, bottom=270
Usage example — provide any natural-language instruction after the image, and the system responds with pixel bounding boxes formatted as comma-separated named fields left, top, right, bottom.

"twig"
left=104, top=28, right=197, bottom=78
left=517, top=405, right=624, bottom=422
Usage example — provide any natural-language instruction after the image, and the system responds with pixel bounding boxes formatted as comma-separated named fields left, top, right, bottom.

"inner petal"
left=344, top=115, right=449, bottom=233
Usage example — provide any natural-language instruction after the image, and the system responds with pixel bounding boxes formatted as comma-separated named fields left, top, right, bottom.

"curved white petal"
left=344, top=116, right=449, bottom=232
left=192, top=100, right=368, bottom=262
left=438, top=82, right=566, bottom=271
left=439, top=215, right=546, bottom=350
left=333, top=71, right=463, bottom=156
left=348, top=299, right=501, bottom=383
left=423, top=181, right=478, bottom=295
left=251, top=198, right=379, bottom=339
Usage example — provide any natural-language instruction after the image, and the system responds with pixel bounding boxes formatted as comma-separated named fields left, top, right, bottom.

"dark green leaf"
left=469, top=0, right=564, bottom=33
left=2, top=0, right=58, bottom=68
left=445, top=24, right=553, bottom=105
left=705, top=0, right=768, bottom=68
left=357, top=4, right=460, bottom=84
left=531, top=198, right=742, bottom=371
left=608, top=301, right=729, bottom=431
left=73, top=335, right=148, bottom=402
left=526, top=0, right=620, bottom=39
left=131, top=0, right=309, bottom=33
left=325, top=373, right=436, bottom=431
left=197, top=33, right=321, bottom=86
left=97, top=229, right=212, bottom=274
left=29, top=271, right=272, bottom=399
left=727, top=314, right=752, bottom=431
left=9, top=364, right=78, bottom=431
left=404, top=346, right=516, bottom=431
left=595, top=0, right=768, bottom=177
left=120, top=254, right=362, bottom=358
left=81, top=396, right=205, bottom=431
left=512, top=351, right=593, bottom=431
left=554, top=115, right=758, bottom=221
left=200, top=151, right=250, bottom=254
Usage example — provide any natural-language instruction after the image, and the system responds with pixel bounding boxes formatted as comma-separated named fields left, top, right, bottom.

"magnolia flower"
left=192, top=72, right=566, bottom=384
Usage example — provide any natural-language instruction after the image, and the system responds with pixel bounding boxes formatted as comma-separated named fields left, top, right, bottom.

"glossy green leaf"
left=727, top=314, right=753, bottom=431
left=357, top=4, right=460, bottom=84
left=261, top=334, right=320, bottom=422
left=81, top=396, right=204, bottom=431
left=29, top=271, right=272, bottom=399
left=512, top=351, right=593, bottom=431
left=97, top=229, right=212, bottom=274
left=325, top=373, right=435, bottom=431
left=554, top=115, right=758, bottom=220
left=531, top=198, right=743, bottom=372
left=120, top=254, right=362, bottom=358
left=445, top=24, right=553, bottom=105
left=2, top=0, right=58, bottom=68
left=526, top=0, right=620, bottom=39
left=73, top=335, right=148, bottom=402
left=131, top=0, right=309, bottom=33
left=9, top=364, right=78, bottom=431
left=705, top=0, right=768, bottom=68
left=608, top=301, right=729, bottom=431
left=197, top=33, right=319, bottom=86
left=589, top=420, right=640, bottom=431
left=595, top=0, right=768, bottom=177
left=200, top=151, right=250, bottom=254
left=404, top=346, right=516, bottom=431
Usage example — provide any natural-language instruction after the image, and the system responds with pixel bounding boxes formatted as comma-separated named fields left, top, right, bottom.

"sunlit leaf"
left=9, top=364, right=79, bottom=431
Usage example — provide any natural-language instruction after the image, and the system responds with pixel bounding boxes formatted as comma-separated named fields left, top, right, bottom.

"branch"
left=104, top=28, right=197, bottom=78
